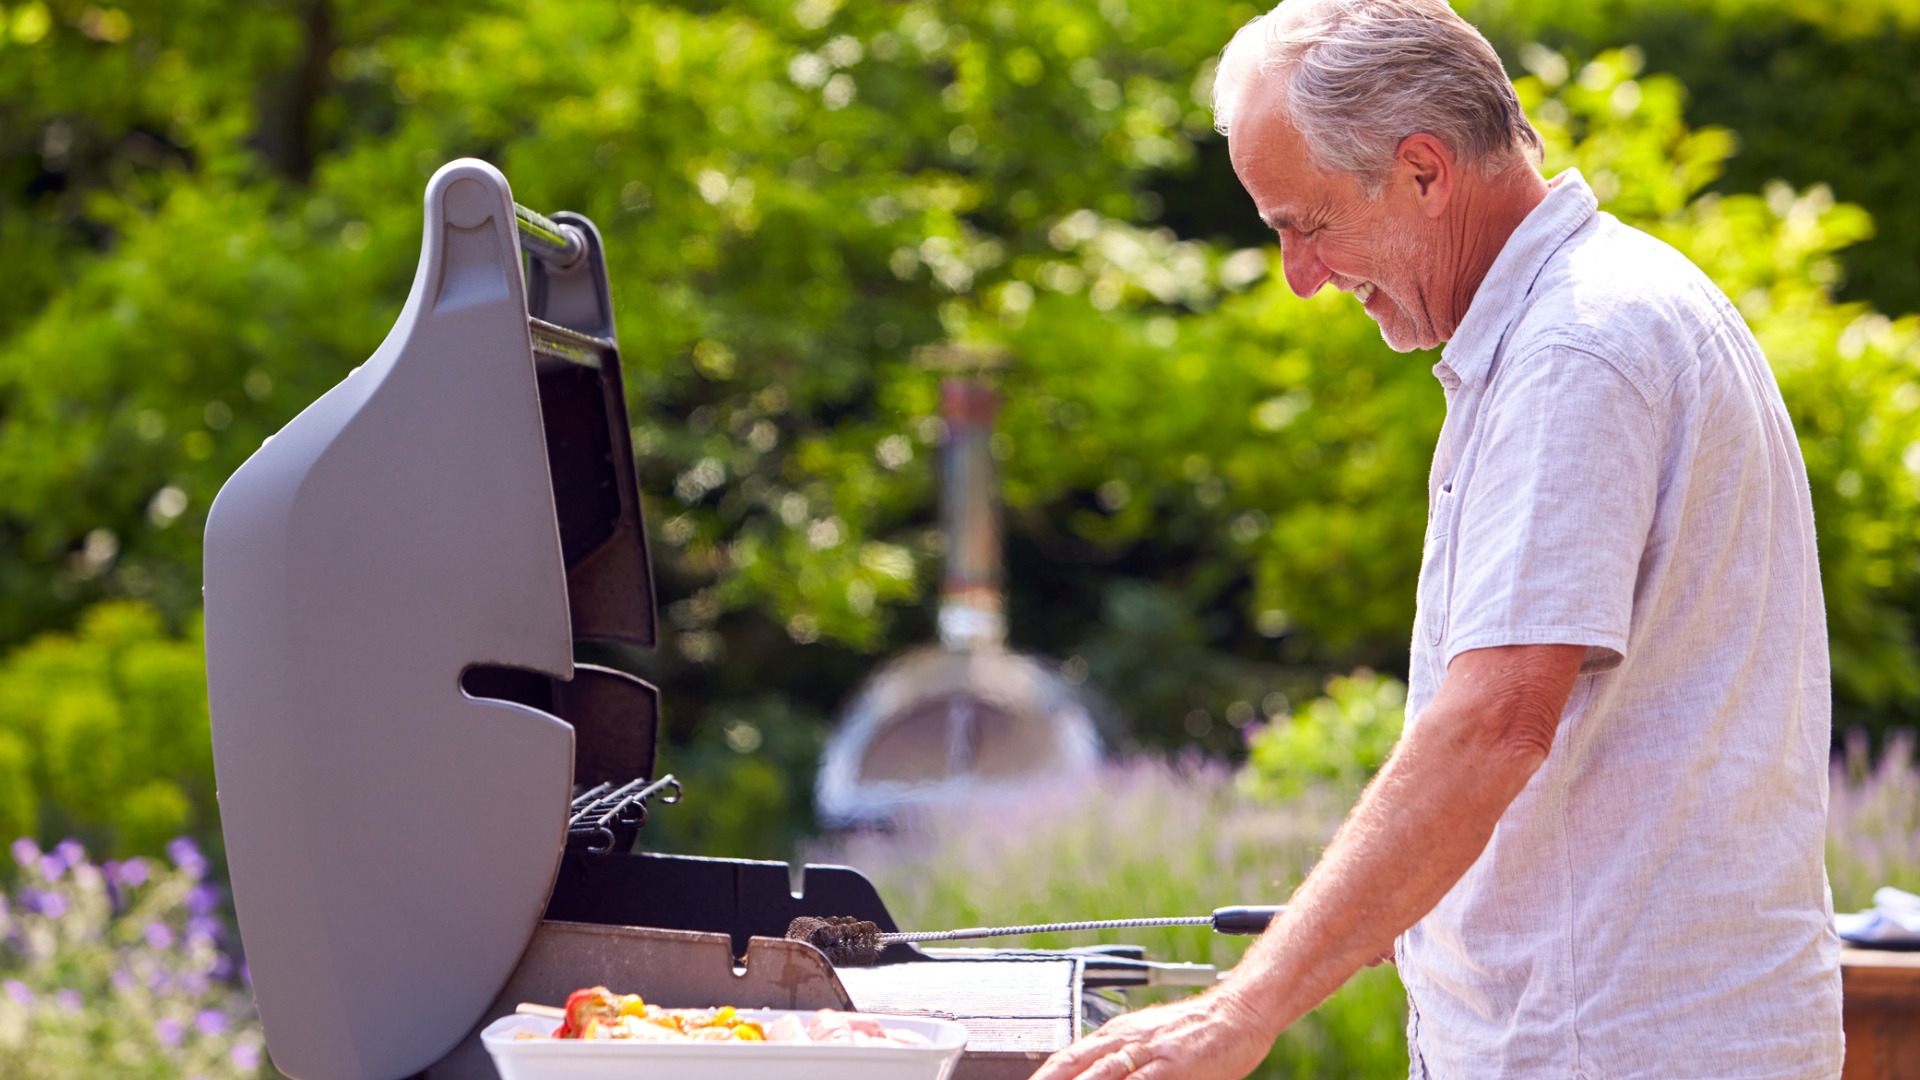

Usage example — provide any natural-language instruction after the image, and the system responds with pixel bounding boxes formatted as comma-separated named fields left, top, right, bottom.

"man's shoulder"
left=1507, top=212, right=1745, bottom=403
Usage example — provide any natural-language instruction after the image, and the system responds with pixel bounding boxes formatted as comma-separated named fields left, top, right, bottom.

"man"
left=1032, top=0, right=1842, bottom=1077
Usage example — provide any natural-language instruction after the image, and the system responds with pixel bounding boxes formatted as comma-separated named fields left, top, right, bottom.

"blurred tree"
left=0, top=0, right=1916, bottom=860
left=1456, top=0, right=1920, bottom=318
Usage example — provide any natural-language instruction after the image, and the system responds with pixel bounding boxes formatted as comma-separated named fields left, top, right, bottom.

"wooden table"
left=1841, top=947, right=1920, bottom=1079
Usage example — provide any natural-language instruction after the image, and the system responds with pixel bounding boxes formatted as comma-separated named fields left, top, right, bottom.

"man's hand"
left=1029, top=986, right=1275, bottom=1080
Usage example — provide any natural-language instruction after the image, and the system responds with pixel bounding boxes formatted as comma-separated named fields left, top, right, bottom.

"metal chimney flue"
left=814, top=349, right=1104, bottom=828
left=937, top=378, right=1006, bottom=652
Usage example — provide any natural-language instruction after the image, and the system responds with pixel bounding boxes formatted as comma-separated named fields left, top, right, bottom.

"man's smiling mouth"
left=1354, top=282, right=1376, bottom=304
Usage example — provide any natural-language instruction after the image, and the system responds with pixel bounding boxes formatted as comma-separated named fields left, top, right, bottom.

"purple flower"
left=111, top=969, right=136, bottom=994
left=166, top=837, right=207, bottom=880
left=118, top=857, right=150, bottom=889
left=37, top=854, right=66, bottom=881
left=154, top=1016, right=185, bottom=1047
left=10, top=837, right=39, bottom=869
left=186, top=883, right=221, bottom=916
left=3, top=979, right=31, bottom=1005
left=54, top=838, right=84, bottom=869
left=240, top=961, right=252, bottom=987
left=195, top=1009, right=229, bottom=1037
left=56, top=989, right=81, bottom=1013
left=186, top=916, right=221, bottom=949
left=36, top=892, right=68, bottom=920
left=230, top=1042, right=261, bottom=1071
left=207, top=953, right=234, bottom=980
left=145, top=922, right=175, bottom=950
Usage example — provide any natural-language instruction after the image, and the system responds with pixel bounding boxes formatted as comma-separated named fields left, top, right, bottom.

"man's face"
left=1227, top=84, right=1446, bottom=352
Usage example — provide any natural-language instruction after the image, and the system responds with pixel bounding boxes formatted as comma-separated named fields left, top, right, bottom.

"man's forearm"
left=1215, top=644, right=1584, bottom=1037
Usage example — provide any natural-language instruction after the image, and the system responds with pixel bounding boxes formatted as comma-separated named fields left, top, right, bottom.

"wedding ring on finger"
left=1115, top=1045, right=1142, bottom=1075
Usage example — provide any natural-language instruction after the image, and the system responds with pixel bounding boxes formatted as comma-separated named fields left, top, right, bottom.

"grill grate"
left=567, top=775, right=680, bottom=853
left=835, top=952, right=1083, bottom=1062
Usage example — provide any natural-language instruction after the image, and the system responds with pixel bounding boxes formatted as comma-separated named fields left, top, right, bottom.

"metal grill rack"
left=566, top=775, right=681, bottom=853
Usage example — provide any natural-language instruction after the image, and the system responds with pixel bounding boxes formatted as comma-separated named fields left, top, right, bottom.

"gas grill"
left=202, top=159, right=1168, bottom=1080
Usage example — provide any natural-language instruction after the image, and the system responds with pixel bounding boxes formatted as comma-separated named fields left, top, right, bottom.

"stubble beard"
left=1367, top=217, right=1439, bottom=353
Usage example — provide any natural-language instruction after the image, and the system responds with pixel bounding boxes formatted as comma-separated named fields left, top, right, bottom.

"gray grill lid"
left=204, top=160, right=582, bottom=1079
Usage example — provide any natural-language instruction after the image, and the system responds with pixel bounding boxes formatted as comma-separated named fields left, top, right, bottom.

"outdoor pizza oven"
left=201, top=159, right=1179, bottom=1080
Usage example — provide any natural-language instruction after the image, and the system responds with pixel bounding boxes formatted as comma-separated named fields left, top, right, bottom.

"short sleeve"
left=1444, top=344, right=1660, bottom=674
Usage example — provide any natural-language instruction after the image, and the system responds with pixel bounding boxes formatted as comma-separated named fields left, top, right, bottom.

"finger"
left=1029, top=1037, right=1120, bottom=1080
left=1131, top=1060, right=1178, bottom=1080
left=1096, top=1043, right=1150, bottom=1079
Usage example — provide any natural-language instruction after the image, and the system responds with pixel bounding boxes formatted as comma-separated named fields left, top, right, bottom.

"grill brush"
left=788, top=906, right=1285, bottom=966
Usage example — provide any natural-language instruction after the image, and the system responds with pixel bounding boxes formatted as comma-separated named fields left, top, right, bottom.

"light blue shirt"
left=1399, top=170, right=1842, bottom=1080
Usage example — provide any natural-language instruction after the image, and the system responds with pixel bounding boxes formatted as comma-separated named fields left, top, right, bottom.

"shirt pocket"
left=1414, top=483, right=1458, bottom=650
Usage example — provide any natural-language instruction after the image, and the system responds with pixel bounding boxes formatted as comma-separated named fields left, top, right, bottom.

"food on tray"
left=532, top=987, right=930, bottom=1047
left=798, top=1009, right=931, bottom=1047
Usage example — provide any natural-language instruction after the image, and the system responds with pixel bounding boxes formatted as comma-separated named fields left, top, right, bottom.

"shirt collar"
left=1436, top=168, right=1599, bottom=390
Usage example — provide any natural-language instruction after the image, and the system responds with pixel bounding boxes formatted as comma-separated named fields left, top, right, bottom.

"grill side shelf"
left=544, top=850, right=902, bottom=961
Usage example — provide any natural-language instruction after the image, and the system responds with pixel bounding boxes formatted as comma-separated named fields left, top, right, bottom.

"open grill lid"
left=203, top=159, right=660, bottom=1079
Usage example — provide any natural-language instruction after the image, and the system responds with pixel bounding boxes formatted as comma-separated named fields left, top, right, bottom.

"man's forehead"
left=1226, top=81, right=1323, bottom=224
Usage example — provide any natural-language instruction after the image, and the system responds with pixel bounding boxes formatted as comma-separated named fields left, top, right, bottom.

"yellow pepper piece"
left=619, top=995, right=649, bottom=1017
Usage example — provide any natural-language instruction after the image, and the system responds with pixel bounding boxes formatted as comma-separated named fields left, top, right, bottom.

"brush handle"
left=1210, top=905, right=1285, bottom=935
left=880, top=906, right=1285, bottom=946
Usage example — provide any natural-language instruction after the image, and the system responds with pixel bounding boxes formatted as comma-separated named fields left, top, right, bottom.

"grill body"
left=204, top=160, right=1090, bottom=1080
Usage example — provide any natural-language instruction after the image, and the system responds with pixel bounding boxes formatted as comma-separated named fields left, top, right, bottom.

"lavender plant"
left=811, top=758, right=1410, bottom=1079
left=1828, top=729, right=1920, bottom=913
left=0, top=837, right=267, bottom=1079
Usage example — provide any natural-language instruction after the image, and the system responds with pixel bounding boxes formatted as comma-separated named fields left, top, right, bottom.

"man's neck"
left=1439, top=166, right=1551, bottom=339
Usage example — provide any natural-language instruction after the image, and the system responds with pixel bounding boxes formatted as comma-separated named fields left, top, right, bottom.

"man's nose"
left=1281, top=240, right=1331, bottom=299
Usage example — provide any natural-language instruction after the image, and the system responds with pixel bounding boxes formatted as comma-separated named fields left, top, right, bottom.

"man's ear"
left=1397, top=133, right=1454, bottom=217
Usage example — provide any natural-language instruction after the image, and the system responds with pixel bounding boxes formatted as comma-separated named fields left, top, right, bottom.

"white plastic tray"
left=481, top=1009, right=968, bottom=1080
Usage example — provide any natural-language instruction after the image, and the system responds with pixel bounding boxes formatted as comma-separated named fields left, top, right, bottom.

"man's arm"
left=1031, top=642, right=1586, bottom=1080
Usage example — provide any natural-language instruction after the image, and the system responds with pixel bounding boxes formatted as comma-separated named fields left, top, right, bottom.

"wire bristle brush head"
left=787, top=915, right=884, bottom=966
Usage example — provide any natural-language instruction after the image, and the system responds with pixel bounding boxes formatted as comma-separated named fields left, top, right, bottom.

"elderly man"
left=1033, top=1, right=1842, bottom=1078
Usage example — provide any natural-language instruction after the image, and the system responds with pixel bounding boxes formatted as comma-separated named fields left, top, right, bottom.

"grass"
left=1828, top=728, right=1920, bottom=912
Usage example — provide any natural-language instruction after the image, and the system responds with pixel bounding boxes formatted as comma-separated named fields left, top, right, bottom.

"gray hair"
left=1212, top=0, right=1542, bottom=195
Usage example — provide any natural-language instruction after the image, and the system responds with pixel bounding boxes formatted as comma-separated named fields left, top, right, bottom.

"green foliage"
left=0, top=603, right=213, bottom=858
left=3, top=0, right=1920, bottom=859
left=639, top=694, right=828, bottom=861
left=1460, top=0, right=1920, bottom=317
left=1240, top=670, right=1406, bottom=803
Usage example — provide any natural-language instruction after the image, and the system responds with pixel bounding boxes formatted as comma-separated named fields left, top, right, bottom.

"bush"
left=0, top=837, right=266, bottom=1079
left=0, top=603, right=214, bottom=860
left=1239, top=670, right=1406, bottom=803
